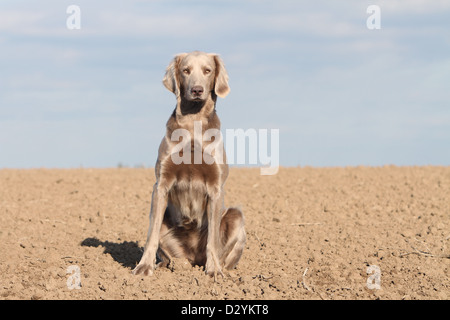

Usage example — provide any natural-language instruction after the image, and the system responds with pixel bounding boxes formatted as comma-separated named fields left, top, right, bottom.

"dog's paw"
left=132, top=263, right=154, bottom=276
left=205, top=260, right=224, bottom=280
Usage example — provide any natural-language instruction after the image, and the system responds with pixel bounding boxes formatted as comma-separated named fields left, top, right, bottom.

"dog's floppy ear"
left=163, top=53, right=187, bottom=97
left=212, top=54, right=230, bottom=98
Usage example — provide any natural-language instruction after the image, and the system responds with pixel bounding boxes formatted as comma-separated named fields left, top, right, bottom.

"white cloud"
left=0, top=11, right=47, bottom=32
left=379, top=0, right=450, bottom=14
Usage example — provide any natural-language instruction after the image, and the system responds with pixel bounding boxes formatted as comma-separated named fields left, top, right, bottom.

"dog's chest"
left=163, top=159, right=221, bottom=224
left=168, top=179, right=207, bottom=224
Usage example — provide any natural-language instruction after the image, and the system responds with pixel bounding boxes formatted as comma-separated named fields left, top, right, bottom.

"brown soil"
left=0, top=166, right=449, bottom=300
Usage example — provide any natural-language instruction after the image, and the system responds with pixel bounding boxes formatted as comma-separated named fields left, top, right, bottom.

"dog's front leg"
left=133, top=182, right=168, bottom=276
left=205, top=190, right=224, bottom=279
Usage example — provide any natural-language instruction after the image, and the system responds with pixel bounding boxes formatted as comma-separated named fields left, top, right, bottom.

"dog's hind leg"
left=156, top=218, right=187, bottom=267
left=219, top=207, right=246, bottom=270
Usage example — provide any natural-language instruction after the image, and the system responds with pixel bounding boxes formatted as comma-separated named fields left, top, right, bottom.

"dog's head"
left=163, top=51, right=230, bottom=101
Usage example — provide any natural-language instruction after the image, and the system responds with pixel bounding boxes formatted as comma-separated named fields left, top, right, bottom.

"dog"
left=133, top=51, right=246, bottom=278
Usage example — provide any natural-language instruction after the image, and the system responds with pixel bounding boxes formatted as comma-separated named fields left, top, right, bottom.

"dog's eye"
left=183, top=68, right=190, bottom=74
left=204, top=69, right=211, bottom=74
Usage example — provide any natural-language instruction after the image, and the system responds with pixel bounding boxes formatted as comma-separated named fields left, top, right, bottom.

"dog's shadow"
left=81, top=237, right=142, bottom=269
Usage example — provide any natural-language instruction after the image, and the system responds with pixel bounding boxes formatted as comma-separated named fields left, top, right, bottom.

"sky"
left=1, top=0, right=449, bottom=168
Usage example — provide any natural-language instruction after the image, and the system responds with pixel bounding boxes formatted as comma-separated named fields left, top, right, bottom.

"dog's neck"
left=167, top=93, right=221, bottom=133
left=175, top=93, right=217, bottom=119
left=178, top=100, right=209, bottom=116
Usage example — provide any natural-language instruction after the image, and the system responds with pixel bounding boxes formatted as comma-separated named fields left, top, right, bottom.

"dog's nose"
left=191, top=86, right=204, bottom=96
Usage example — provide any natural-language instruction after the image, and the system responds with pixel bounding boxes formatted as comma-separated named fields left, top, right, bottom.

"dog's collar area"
left=177, top=96, right=216, bottom=116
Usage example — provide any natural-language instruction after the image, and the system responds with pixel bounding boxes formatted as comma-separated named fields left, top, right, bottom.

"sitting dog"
left=133, top=51, right=246, bottom=278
